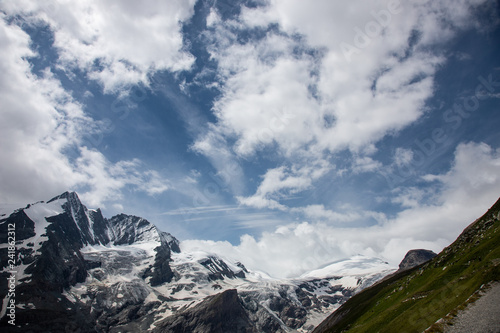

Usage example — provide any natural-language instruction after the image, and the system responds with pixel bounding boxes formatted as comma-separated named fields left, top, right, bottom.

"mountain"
left=0, top=191, right=180, bottom=332
left=313, top=196, right=500, bottom=333
left=0, top=192, right=394, bottom=332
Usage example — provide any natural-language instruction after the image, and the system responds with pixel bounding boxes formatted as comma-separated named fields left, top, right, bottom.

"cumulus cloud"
left=1, top=0, right=197, bottom=92
left=208, top=1, right=450, bottom=155
left=197, top=29, right=321, bottom=158
left=193, top=0, right=494, bottom=216
left=393, top=148, right=415, bottom=167
left=184, top=142, right=500, bottom=278
left=0, top=16, right=171, bottom=206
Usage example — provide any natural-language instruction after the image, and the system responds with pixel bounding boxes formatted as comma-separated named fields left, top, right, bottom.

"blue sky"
left=1, top=0, right=500, bottom=277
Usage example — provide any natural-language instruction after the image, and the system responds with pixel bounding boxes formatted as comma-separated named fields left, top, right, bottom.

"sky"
left=1, top=0, right=500, bottom=278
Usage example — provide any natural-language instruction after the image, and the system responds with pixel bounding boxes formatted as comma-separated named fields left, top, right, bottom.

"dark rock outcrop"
left=143, top=243, right=175, bottom=286
left=153, top=289, right=257, bottom=333
left=398, top=249, right=437, bottom=272
left=199, top=256, right=247, bottom=281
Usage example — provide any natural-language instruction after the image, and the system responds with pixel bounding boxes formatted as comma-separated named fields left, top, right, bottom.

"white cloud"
left=393, top=147, right=414, bottom=167
left=424, top=142, right=500, bottom=203
left=206, top=7, right=221, bottom=27
left=291, top=204, right=384, bottom=224
left=0, top=17, right=171, bottom=207
left=391, top=187, right=430, bottom=208
left=2, top=0, right=197, bottom=92
left=199, top=29, right=320, bottom=158
left=237, top=162, right=332, bottom=211
left=184, top=142, right=500, bottom=278
left=191, top=127, right=246, bottom=197
left=193, top=0, right=493, bottom=215
left=352, top=156, right=383, bottom=174
left=75, top=148, right=172, bottom=207
left=0, top=17, right=85, bottom=202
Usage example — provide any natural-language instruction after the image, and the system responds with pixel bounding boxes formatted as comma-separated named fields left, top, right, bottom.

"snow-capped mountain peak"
left=299, top=255, right=393, bottom=280
left=47, top=191, right=111, bottom=246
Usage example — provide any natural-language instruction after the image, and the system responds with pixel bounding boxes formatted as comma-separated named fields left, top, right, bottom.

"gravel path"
left=444, top=282, right=500, bottom=333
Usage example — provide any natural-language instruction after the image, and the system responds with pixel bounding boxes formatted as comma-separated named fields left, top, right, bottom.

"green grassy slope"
left=313, top=197, right=500, bottom=333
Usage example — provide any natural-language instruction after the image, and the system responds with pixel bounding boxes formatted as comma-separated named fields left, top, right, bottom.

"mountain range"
left=0, top=191, right=395, bottom=332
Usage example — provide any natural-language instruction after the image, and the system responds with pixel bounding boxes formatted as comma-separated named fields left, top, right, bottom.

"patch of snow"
left=1, top=199, right=68, bottom=281
left=145, top=292, right=159, bottom=304
left=330, top=276, right=360, bottom=289
left=85, top=209, right=95, bottom=242
left=21, top=199, right=66, bottom=252
left=0, top=297, right=10, bottom=318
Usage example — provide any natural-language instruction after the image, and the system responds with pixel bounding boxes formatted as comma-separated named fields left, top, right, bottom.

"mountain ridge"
left=0, top=191, right=394, bottom=332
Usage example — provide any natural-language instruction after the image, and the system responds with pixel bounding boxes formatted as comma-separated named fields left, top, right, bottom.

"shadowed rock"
left=398, top=249, right=437, bottom=272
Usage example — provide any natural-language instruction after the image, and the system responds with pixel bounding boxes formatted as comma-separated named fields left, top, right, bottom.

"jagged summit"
left=47, top=190, right=80, bottom=203
left=107, top=213, right=180, bottom=253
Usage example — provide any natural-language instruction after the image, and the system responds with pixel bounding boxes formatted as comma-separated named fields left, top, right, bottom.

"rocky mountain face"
left=397, top=249, right=437, bottom=272
left=0, top=192, right=394, bottom=332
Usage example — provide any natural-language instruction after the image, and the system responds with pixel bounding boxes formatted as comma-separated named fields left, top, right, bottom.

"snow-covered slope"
left=0, top=192, right=395, bottom=332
